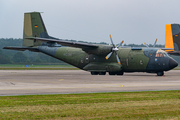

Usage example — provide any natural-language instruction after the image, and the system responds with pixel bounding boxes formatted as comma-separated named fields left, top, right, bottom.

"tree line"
left=0, top=38, right=62, bottom=64
left=0, top=38, right=179, bottom=64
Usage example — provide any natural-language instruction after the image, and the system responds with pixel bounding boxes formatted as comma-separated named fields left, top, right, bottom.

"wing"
left=3, top=46, right=39, bottom=52
left=26, top=37, right=98, bottom=49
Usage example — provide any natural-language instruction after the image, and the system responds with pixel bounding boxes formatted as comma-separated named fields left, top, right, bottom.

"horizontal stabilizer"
left=3, top=46, right=39, bottom=52
left=161, top=48, right=174, bottom=50
left=26, top=37, right=98, bottom=49
left=167, top=51, right=180, bottom=56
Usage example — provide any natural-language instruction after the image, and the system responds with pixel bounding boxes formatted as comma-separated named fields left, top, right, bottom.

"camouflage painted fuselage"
left=19, top=12, right=178, bottom=74
left=4, top=12, right=178, bottom=76
left=38, top=46, right=175, bottom=73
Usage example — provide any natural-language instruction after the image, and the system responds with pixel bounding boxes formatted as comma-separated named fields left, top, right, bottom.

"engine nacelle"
left=83, top=44, right=112, bottom=55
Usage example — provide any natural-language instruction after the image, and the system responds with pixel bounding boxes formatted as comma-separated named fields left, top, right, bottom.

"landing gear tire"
left=109, top=72, right=124, bottom=75
left=99, top=72, right=106, bottom=75
left=117, top=72, right=124, bottom=75
left=157, top=71, right=164, bottom=76
left=91, top=72, right=99, bottom=75
left=109, top=72, right=116, bottom=75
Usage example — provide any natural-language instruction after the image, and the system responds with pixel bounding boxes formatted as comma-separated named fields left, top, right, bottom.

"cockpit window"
left=160, top=53, right=163, bottom=57
left=155, top=49, right=169, bottom=57
left=163, top=53, right=167, bottom=57
left=155, top=53, right=160, bottom=57
left=155, top=53, right=164, bottom=57
left=155, top=53, right=169, bottom=57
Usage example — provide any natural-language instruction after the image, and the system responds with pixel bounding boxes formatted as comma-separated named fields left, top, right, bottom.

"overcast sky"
left=1, top=0, right=180, bottom=44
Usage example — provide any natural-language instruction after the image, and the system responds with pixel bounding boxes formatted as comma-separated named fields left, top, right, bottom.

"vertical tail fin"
left=165, top=24, right=180, bottom=52
left=23, top=12, right=49, bottom=47
left=165, top=24, right=174, bottom=51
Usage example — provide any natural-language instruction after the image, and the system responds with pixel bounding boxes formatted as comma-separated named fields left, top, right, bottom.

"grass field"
left=0, top=64, right=179, bottom=70
left=0, top=64, right=74, bottom=68
left=0, top=91, right=180, bottom=120
left=0, top=64, right=79, bottom=70
left=172, top=66, right=180, bottom=70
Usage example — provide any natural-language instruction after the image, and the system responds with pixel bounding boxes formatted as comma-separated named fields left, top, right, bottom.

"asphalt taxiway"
left=0, top=70, right=180, bottom=96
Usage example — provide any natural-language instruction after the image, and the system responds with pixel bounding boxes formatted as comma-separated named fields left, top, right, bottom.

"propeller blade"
left=106, top=34, right=122, bottom=65
left=109, top=34, right=115, bottom=48
left=116, top=54, right=121, bottom=65
left=144, top=42, right=149, bottom=48
left=117, top=40, right=124, bottom=48
left=153, top=39, right=157, bottom=47
left=105, top=52, right=113, bottom=60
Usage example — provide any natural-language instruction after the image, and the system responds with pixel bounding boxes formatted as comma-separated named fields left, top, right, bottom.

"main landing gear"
left=157, top=71, right=164, bottom=76
left=91, top=72, right=106, bottom=75
left=91, top=71, right=124, bottom=75
left=109, top=72, right=124, bottom=75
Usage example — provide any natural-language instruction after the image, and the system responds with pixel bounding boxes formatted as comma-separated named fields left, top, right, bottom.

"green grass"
left=0, top=64, right=179, bottom=70
left=0, top=67, right=79, bottom=70
left=173, top=66, right=180, bottom=70
left=0, top=64, right=74, bottom=68
left=0, top=91, right=180, bottom=120
left=0, top=64, right=79, bottom=70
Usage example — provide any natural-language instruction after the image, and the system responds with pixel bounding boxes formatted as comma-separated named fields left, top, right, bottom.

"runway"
left=0, top=70, right=180, bottom=96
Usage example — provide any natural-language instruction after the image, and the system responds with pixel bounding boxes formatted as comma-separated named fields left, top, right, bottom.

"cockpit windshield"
left=155, top=49, right=169, bottom=57
left=163, top=53, right=168, bottom=57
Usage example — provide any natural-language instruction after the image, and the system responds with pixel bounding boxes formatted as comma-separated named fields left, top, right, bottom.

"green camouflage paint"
left=23, top=12, right=48, bottom=47
left=3, top=12, right=178, bottom=76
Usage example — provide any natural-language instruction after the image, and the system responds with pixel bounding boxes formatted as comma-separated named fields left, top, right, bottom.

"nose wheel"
left=157, top=71, right=164, bottom=76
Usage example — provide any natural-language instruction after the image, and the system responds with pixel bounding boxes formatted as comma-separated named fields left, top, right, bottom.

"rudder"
left=171, top=24, right=180, bottom=51
left=23, top=12, right=49, bottom=47
left=165, top=24, right=180, bottom=52
left=165, top=24, right=174, bottom=52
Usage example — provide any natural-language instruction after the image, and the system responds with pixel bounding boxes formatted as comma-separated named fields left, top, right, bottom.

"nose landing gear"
left=157, top=71, right=164, bottom=76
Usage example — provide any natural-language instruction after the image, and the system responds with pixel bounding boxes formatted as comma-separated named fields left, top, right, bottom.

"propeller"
left=153, top=39, right=157, bottom=47
left=144, top=42, right=149, bottom=48
left=105, top=35, right=123, bottom=65
left=144, top=39, right=157, bottom=48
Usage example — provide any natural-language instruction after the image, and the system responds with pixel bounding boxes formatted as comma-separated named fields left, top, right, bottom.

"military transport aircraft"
left=3, top=12, right=178, bottom=76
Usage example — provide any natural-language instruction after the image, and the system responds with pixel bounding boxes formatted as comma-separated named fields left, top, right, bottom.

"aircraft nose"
left=169, top=58, right=178, bottom=69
